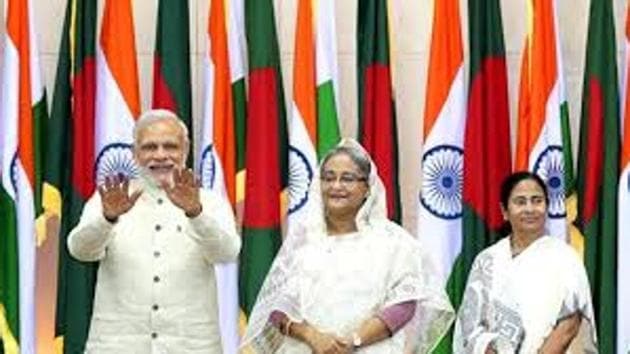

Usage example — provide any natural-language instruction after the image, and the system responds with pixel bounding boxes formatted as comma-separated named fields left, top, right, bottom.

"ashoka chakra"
left=420, top=144, right=463, bottom=219
left=288, top=146, right=313, bottom=214
left=533, top=145, right=566, bottom=218
left=94, top=143, right=139, bottom=186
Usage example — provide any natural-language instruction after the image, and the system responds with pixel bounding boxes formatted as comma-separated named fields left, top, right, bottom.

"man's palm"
left=99, top=174, right=142, bottom=221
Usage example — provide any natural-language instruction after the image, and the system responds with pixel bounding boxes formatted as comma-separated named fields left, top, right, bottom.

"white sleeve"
left=186, top=189, right=241, bottom=263
left=67, top=192, right=116, bottom=262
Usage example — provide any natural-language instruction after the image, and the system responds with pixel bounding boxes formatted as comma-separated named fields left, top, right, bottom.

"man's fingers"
left=98, top=184, right=107, bottom=197
left=172, top=168, right=182, bottom=184
left=183, top=169, right=195, bottom=186
left=122, top=176, right=130, bottom=192
left=104, top=175, right=113, bottom=190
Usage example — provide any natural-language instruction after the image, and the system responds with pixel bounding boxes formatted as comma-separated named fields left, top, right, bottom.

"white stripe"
left=202, top=9, right=239, bottom=354
left=315, top=0, right=339, bottom=109
left=617, top=28, right=630, bottom=354
left=227, top=0, right=247, bottom=83
left=95, top=46, right=136, bottom=155
left=619, top=166, right=630, bottom=354
left=0, top=40, right=19, bottom=198
left=15, top=162, right=37, bottom=354
left=28, top=0, right=45, bottom=104
left=418, top=66, right=465, bottom=283
left=528, top=81, right=567, bottom=240
left=0, top=25, right=37, bottom=354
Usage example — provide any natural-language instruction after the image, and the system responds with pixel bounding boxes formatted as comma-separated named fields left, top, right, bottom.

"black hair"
left=498, top=171, right=549, bottom=236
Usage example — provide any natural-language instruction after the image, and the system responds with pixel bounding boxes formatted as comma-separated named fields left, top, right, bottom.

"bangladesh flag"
left=152, top=0, right=193, bottom=165
left=239, top=0, right=288, bottom=317
left=357, top=0, right=401, bottom=222
left=45, top=1, right=98, bottom=353
left=576, top=0, right=620, bottom=352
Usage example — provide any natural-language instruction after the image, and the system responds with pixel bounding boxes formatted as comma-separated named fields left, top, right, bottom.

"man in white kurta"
left=68, top=110, right=240, bottom=353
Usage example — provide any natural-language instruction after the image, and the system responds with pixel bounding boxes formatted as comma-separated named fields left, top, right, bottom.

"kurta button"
left=155, top=224, right=161, bottom=231
left=151, top=332, right=158, bottom=339
left=157, top=198, right=163, bottom=205
left=152, top=304, right=159, bottom=311
left=153, top=276, right=160, bottom=283
left=153, top=251, right=161, bottom=258
left=176, top=225, right=182, bottom=232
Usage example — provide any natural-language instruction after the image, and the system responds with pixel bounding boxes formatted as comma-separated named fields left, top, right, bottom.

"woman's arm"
left=538, top=313, right=581, bottom=354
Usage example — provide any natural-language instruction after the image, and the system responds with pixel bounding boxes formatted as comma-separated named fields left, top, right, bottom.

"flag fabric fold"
left=619, top=3, right=630, bottom=352
left=357, top=0, right=401, bottom=222
left=516, top=0, right=571, bottom=241
left=198, top=0, right=247, bottom=352
left=48, top=1, right=98, bottom=352
left=0, top=0, right=48, bottom=352
left=287, top=0, right=341, bottom=226
left=239, top=0, right=288, bottom=321
left=152, top=0, right=193, bottom=163
left=576, top=0, right=620, bottom=352
left=418, top=0, right=466, bottom=287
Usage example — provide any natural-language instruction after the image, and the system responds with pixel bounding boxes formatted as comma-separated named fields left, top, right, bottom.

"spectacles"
left=320, top=173, right=367, bottom=187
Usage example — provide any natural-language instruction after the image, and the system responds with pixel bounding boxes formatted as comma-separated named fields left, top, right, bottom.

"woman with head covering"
left=241, top=139, right=454, bottom=353
left=453, top=171, right=598, bottom=353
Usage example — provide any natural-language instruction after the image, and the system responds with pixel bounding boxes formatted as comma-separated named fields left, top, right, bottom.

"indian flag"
left=418, top=0, right=465, bottom=286
left=618, top=2, right=630, bottom=352
left=198, top=0, right=247, bottom=352
left=95, top=0, right=141, bottom=184
left=288, top=0, right=341, bottom=223
left=0, top=0, right=48, bottom=352
left=516, top=0, right=570, bottom=241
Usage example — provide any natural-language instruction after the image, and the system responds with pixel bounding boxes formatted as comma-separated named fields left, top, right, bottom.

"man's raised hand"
left=98, top=174, right=143, bottom=223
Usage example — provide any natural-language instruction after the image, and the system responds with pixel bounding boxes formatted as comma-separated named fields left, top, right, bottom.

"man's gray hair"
left=133, top=109, right=189, bottom=144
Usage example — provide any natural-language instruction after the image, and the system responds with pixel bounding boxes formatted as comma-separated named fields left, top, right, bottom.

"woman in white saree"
left=241, top=139, right=454, bottom=353
left=453, top=171, right=598, bottom=354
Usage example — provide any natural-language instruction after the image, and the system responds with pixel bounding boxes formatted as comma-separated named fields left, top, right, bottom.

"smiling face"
left=320, top=152, right=369, bottom=220
left=501, top=178, right=548, bottom=238
left=133, top=118, right=188, bottom=186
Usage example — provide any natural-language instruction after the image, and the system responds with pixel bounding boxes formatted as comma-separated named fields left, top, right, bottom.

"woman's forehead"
left=322, top=153, right=361, bottom=171
left=510, top=179, right=545, bottom=196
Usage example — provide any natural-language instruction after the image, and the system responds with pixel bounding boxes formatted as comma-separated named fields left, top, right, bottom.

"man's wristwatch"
left=351, top=332, right=362, bottom=350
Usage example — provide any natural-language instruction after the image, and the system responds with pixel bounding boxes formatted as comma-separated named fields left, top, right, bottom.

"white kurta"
left=453, top=236, right=597, bottom=354
left=68, top=180, right=241, bottom=354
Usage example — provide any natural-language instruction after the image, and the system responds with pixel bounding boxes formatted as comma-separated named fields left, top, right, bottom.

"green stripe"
left=232, top=78, right=247, bottom=172
left=316, top=80, right=340, bottom=159
left=577, top=1, right=620, bottom=352
left=357, top=0, right=389, bottom=134
left=245, top=0, right=281, bottom=70
left=468, top=0, right=506, bottom=77
left=45, top=0, right=72, bottom=193
left=0, top=186, right=19, bottom=341
left=239, top=227, right=282, bottom=316
left=33, top=95, right=48, bottom=216
left=73, top=0, right=97, bottom=74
